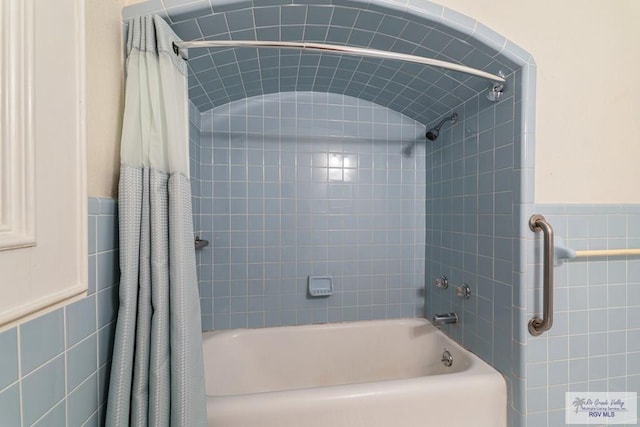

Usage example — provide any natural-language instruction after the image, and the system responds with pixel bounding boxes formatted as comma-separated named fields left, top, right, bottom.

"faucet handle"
left=455, top=283, right=471, bottom=299
left=434, top=275, right=448, bottom=289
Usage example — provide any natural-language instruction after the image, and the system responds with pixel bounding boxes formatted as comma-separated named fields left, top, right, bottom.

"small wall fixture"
left=194, top=236, right=209, bottom=250
left=308, top=276, right=333, bottom=297
left=455, top=284, right=471, bottom=300
left=486, top=71, right=506, bottom=102
left=434, top=275, right=448, bottom=289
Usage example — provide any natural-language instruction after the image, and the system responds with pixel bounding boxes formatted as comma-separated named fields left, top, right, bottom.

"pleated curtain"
left=105, top=15, right=207, bottom=427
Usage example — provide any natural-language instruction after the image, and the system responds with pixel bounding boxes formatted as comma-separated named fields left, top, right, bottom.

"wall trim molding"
left=0, top=0, right=88, bottom=328
left=0, top=0, right=36, bottom=251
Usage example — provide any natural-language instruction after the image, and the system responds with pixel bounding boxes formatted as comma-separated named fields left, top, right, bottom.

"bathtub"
left=203, top=318, right=506, bottom=427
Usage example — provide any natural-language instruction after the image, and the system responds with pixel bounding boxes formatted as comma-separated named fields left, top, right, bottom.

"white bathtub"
left=203, top=318, right=506, bottom=427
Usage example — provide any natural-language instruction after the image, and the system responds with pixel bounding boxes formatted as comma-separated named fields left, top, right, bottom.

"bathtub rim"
left=202, top=317, right=506, bottom=399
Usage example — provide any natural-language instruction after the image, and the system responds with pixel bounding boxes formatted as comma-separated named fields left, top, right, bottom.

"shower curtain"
left=106, top=15, right=206, bottom=427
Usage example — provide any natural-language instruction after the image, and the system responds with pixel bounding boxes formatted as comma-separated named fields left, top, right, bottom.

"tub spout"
left=432, top=312, right=458, bottom=326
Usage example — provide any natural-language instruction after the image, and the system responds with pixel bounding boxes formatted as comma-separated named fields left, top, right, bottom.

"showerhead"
left=426, top=112, right=458, bottom=141
left=425, top=129, right=439, bottom=141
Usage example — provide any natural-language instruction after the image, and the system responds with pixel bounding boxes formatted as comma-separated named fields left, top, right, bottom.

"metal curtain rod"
left=172, top=40, right=506, bottom=83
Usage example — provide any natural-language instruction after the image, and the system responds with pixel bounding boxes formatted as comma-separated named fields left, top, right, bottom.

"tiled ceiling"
left=148, top=0, right=518, bottom=124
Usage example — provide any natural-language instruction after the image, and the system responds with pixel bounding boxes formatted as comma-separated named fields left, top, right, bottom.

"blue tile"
left=171, top=20, right=203, bottom=40
left=190, top=54, right=214, bottom=72
left=197, top=13, right=229, bottom=37
left=548, top=360, right=568, bottom=385
left=82, top=412, right=99, bottom=427
left=67, top=334, right=98, bottom=391
left=88, top=198, right=100, bottom=215
left=98, top=364, right=110, bottom=405
left=88, top=215, right=97, bottom=255
left=627, top=352, right=640, bottom=376
left=608, top=353, right=627, bottom=378
left=330, top=7, right=358, bottom=27
left=97, top=215, right=116, bottom=252
left=22, top=355, right=65, bottom=426
left=569, top=358, right=588, bottom=383
left=526, top=363, right=548, bottom=388
left=88, top=254, right=97, bottom=295
left=98, top=322, right=116, bottom=368
left=97, top=286, right=119, bottom=329
left=163, top=0, right=200, bottom=7
left=0, top=328, right=18, bottom=390
left=473, top=22, right=507, bottom=53
left=66, top=295, right=97, bottom=348
left=526, top=387, right=547, bottom=413
left=254, top=6, right=280, bottom=27
left=587, top=260, right=607, bottom=285
left=629, top=306, right=640, bottom=330
left=67, top=373, right=98, bottom=427
left=168, top=4, right=214, bottom=23
left=32, top=400, right=65, bottom=427
left=99, top=198, right=117, bottom=215
left=354, top=10, right=383, bottom=32
left=212, top=0, right=252, bottom=12
left=503, top=40, right=531, bottom=64
left=589, top=355, right=608, bottom=380
left=97, top=250, right=119, bottom=290
left=442, top=7, right=476, bottom=32
left=226, top=9, right=255, bottom=32
left=122, top=0, right=164, bottom=19
left=280, top=5, right=306, bottom=25
left=0, top=384, right=20, bottom=426
left=20, top=309, right=64, bottom=375
left=306, top=6, right=332, bottom=25
left=628, top=215, right=640, bottom=237
left=607, top=215, right=627, bottom=238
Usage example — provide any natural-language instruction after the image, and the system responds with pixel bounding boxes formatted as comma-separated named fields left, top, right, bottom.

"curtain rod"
left=172, top=40, right=506, bottom=83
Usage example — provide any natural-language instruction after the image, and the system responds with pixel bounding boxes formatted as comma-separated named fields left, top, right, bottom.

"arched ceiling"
left=128, top=0, right=520, bottom=125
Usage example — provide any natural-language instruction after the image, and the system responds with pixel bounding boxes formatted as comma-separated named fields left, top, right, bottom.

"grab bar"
left=528, top=214, right=554, bottom=336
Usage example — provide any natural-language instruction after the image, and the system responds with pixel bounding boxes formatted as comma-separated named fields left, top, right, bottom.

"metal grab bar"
left=528, top=214, right=554, bottom=336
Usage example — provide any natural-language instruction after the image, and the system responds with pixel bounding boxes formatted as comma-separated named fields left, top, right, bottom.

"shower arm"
left=172, top=40, right=506, bottom=84
left=433, top=114, right=457, bottom=131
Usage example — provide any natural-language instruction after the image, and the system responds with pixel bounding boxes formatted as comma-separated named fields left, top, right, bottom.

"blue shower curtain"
left=106, top=15, right=207, bottom=427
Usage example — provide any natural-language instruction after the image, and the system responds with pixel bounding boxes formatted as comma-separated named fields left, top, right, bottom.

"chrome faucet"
left=432, top=312, right=458, bottom=326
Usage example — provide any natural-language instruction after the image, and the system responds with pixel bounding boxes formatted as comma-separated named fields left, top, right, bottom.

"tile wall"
left=124, top=0, right=521, bottom=127
left=192, top=91, right=426, bottom=330
left=424, top=70, right=521, bottom=425
left=0, top=198, right=119, bottom=426
left=524, top=205, right=640, bottom=426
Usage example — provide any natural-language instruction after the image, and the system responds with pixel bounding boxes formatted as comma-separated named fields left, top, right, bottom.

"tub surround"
left=128, top=0, right=539, bottom=424
left=123, top=0, right=521, bottom=127
left=193, top=92, right=427, bottom=330
left=0, top=198, right=120, bottom=426
left=424, top=69, right=520, bottom=422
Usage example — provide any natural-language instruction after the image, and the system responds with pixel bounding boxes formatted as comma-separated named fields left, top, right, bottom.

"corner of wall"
left=86, top=0, right=125, bottom=198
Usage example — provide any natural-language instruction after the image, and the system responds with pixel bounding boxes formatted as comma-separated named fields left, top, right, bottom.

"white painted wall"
left=86, top=1, right=640, bottom=203
left=86, top=0, right=130, bottom=198
left=86, top=0, right=126, bottom=198
left=441, top=0, right=640, bottom=203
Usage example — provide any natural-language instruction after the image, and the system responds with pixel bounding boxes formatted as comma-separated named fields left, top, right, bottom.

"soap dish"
left=308, top=276, right=333, bottom=297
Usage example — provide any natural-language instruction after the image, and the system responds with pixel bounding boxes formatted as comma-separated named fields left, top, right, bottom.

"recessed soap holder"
left=308, top=276, right=333, bottom=297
